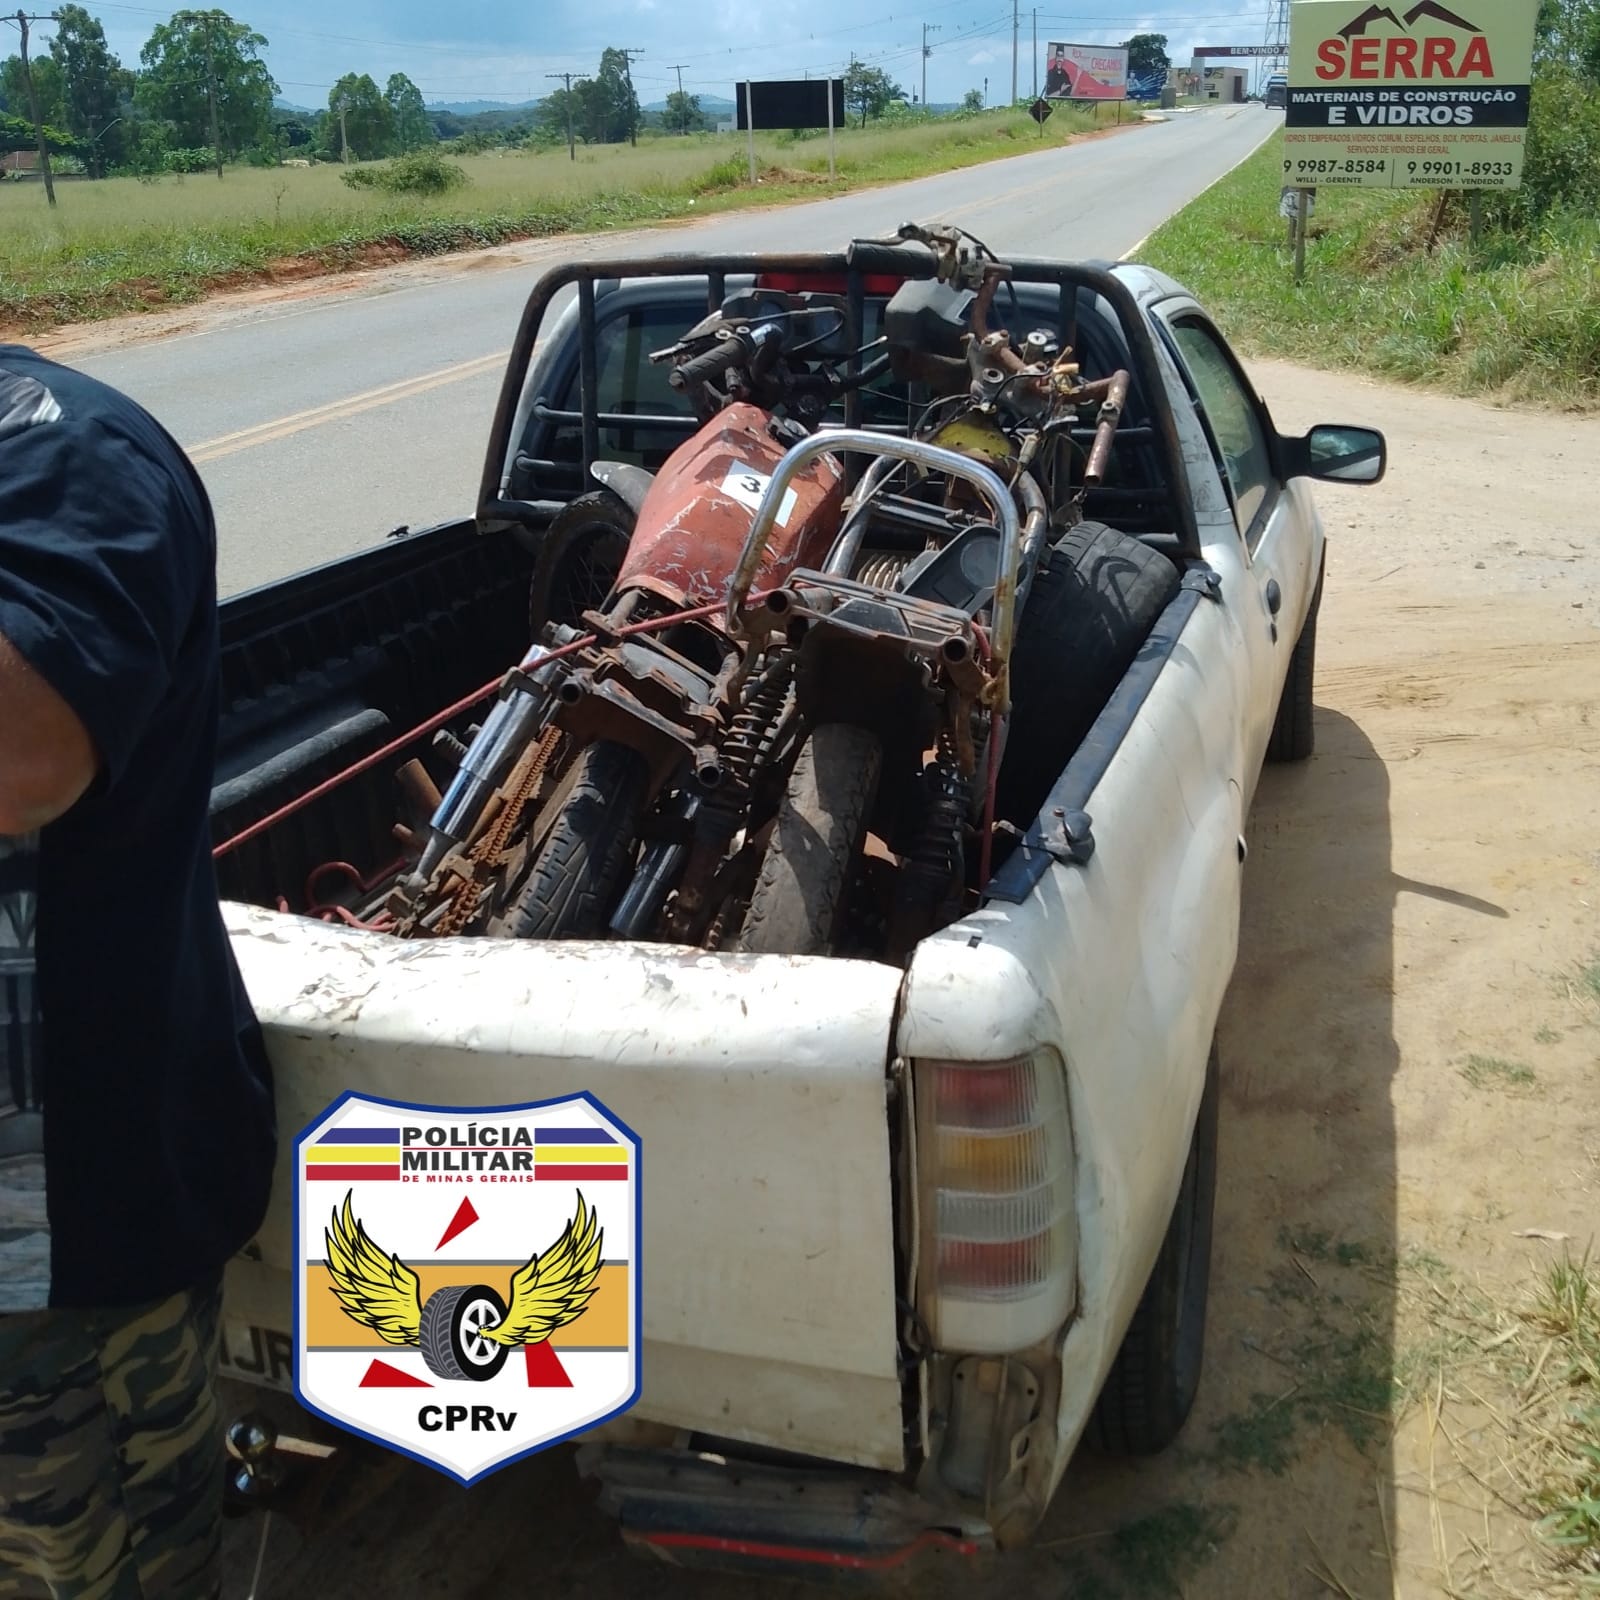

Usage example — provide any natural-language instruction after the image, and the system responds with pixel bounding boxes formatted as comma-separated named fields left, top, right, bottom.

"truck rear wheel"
left=735, top=724, right=883, bottom=957
left=504, top=740, right=648, bottom=940
left=1087, top=1038, right=1218, bottom=1456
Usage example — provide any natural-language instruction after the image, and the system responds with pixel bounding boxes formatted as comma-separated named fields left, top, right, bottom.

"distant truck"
left=1264, top=73, right=1288, bottom=109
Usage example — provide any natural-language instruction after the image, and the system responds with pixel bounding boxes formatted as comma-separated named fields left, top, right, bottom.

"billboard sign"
left=1284, top=0, right=1539, bottom=190
left=735, top=79, right=846, bottom=131
left=1044, top=42, right=1130, bottom=101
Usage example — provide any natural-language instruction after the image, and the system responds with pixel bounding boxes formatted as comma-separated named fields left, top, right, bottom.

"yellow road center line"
left=188, top=349, right=509, bottom=464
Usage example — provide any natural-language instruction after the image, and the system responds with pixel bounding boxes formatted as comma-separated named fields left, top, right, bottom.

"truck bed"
left=213, top=519, right=533, bottom=910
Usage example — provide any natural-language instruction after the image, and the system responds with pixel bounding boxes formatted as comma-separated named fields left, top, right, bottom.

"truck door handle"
left=1265, top=579, right=1282, bottom=617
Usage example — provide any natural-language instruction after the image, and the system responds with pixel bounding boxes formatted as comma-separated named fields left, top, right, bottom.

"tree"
left=328, top=72, right=391, bottom=161
left=270, top=107, right=312, bottom=149
left=665, top=89, right=703, bottom=134
left=1, top=107, right=78, bottom=155
left=1, top=53, right=65, bottom=129
left=536, top=88, right=580, bottom=143
left=843, top=62, right=905, bottom=128
left=1123, top=33, right=1171, bottom=78
left=136, top=12, right=276, bottom=159
left=1536, top=0, right=1600, bottom=79
left=384, top=72, right=433, bottom=151
left=590, top=47, right=639, bottom=144
left=48, top=6, right=129, bottom=176
left=962, top=87, right=984, bottom=112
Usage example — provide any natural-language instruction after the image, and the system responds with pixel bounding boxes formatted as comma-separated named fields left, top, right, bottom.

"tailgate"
left=221, top=905, right=908, bottom=1471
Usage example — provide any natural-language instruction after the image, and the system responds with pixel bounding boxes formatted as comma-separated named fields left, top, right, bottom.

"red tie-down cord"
left=211, top=594, right=764, bottom=865
left=212, top=590, right=1006, bottom=905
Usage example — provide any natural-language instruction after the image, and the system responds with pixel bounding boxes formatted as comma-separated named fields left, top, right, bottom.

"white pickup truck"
left=210, top=239, right=1386, bottom=1578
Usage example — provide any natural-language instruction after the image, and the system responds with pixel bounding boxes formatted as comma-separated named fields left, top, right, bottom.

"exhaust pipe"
left=693, top=746, right=725, bottom=790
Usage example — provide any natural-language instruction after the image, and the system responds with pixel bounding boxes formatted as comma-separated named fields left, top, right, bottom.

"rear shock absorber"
left=721, top=649, right=798, bottom=795
left=663, top=649, right=797, bottom=946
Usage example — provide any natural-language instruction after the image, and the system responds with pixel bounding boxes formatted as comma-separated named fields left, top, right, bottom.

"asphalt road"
left=74, top=106, right=1278, bottom=597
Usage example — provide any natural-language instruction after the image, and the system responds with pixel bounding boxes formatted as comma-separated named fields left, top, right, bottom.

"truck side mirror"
left=1283, top=424, right=1388, bottom=486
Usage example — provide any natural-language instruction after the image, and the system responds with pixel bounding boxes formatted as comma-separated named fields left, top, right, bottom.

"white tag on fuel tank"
left=721, top=464, right=799, bottom=528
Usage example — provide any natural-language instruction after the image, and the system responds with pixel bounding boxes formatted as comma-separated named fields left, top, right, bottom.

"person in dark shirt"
left=0, top=346, right=276, bottom=1598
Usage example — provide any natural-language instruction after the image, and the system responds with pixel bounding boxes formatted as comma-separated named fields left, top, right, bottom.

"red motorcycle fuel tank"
left=618, top=402, right=847, bottom=611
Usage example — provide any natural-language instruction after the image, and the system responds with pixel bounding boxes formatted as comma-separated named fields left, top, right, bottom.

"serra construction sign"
left=1284, top=0, right=1540, bottom=189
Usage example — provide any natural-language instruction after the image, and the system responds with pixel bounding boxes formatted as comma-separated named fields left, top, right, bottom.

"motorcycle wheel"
left=503, top=740, right=649, bottom=940
left=528, top=490, right=633, bottom=639
left=734, top=724, right=883, bottom=957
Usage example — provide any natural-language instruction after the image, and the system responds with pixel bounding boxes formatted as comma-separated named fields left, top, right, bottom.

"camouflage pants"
left=0, top=1274, right=224, bottom=1600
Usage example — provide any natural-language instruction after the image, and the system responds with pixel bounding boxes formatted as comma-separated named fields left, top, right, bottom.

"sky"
left=72, top=0, right=1274, bottom=109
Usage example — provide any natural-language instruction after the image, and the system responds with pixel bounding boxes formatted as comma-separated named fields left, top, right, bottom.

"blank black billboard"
left=735, top=79, right=846, bottom=131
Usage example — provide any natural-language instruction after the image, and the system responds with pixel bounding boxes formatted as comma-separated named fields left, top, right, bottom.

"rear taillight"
left=913, top=1050, right=1077, bottom=1354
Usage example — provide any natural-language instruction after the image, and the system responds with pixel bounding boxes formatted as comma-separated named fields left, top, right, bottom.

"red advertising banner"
left=1044, top=41, right=1130, bottom=100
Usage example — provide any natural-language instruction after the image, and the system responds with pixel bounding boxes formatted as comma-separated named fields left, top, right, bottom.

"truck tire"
left=735, top=724, right=883, bottom=957
left=419, top=1283, right=510, bottom=1383
left=1266, top=564, right=1323, bottom=764
left=505, top=740, right=647, bottom=940
left=995, top=524, right=1181, bottom=830
left=1087, top=1039, right=1219, bottom=1456
left=529, top=490, right=632, bottom=638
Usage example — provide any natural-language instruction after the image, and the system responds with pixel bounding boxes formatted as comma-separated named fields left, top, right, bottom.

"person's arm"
left=0, top=629, right=98, bottom=835
left=0, top=403, right=204, bottom=835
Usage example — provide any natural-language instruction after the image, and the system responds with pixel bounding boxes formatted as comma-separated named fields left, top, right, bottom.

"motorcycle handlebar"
left=843, top=240, right=939, bottom=279
left=671, top=334, right=747, bottom=392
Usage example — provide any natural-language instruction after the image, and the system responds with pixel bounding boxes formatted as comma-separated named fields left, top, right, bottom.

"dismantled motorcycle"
left=382, top=222, right=1143, bottom=965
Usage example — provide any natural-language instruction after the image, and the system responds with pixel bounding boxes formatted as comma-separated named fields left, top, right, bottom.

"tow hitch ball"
left=223, top=1412, right=289, bottom=1512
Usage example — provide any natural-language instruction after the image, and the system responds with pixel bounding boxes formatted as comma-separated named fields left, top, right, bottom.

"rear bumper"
left=577, top=1443, right=994, bottom=1584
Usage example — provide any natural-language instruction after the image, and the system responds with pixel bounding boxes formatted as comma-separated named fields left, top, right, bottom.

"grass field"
left=0, top=104, right=1132, bottom=332
left=1143, top=131, right=1600, bottom=409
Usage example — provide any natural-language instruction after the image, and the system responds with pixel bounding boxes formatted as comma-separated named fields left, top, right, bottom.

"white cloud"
left=968, top=49, right=998, bottom=65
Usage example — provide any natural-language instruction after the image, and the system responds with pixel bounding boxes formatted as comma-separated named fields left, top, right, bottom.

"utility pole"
left=1011, top=0, right=1019, bottom=106
left=174, top=10, right=225, bottom=179
left=546, top=71, right=583, bottom=161
left=9, top=12, right=57, bottom=207
left=202, top=11, right=222, bottom=179
left=670, top=62, right=689, bottom=133
left=921, top=23, right=941, bottom=110
left=1032, top=8, right=1038, bottom=101
left=620, top=48, right=644, bottom=146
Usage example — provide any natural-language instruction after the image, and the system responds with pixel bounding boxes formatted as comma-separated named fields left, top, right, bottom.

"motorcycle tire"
left=528, top=490, right=633, bottom=639
left=504, top=740, right=648, bottom=940
left=735, top=724, right=883, bottom=958
left=995, top=524, right=1181, bottom=831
